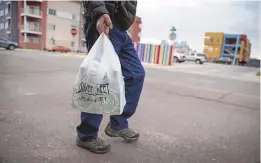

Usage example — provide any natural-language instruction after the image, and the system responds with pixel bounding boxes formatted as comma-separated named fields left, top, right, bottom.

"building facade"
left=18, top=0, right=47, bottom=50
left=0, top=0, right=47, bottom=50
left=204, top=32, right=251, bottom=65
left=0, top=1, right=141, bottom=52
left=0, top=1, right=19, bottom=43
left=221, top=34, right=251, bottom=65
left=129, top=16, right=142, bottom=43
left=0, top=0, right=82, bottom=50
left=45, top=1, right=81, bottom=51
left=203, top=32, right=224, bottom=59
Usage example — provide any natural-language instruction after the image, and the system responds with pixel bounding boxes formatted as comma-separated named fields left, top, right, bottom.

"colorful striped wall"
left=134, top=43, right=174, bottom=66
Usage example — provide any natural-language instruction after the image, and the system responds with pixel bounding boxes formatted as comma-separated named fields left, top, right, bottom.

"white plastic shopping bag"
left=72, top=33, right=126, bottom=115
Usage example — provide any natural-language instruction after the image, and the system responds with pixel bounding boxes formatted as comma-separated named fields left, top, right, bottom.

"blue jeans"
left=77, top=26, right=145, bottom=141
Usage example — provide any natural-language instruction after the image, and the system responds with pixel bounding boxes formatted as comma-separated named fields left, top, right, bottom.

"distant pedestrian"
left=76, top=1, right=145, bottom=154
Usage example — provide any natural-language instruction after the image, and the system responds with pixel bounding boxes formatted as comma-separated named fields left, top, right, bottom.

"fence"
left=134, top=43, right=174, bottom=66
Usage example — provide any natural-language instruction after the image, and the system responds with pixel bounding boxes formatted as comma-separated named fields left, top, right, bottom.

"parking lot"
left=0, top=49, right=260, bottom=163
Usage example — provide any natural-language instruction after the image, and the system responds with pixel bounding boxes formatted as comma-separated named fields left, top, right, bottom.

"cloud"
left=137, top=0, right=260, bottom=58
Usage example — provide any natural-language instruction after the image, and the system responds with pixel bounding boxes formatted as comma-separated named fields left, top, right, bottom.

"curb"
left=63, top=53, right=86, bottom=58
left=142, top=63, right=173, bottom=68
left=16, top=48, right=41, bottom=52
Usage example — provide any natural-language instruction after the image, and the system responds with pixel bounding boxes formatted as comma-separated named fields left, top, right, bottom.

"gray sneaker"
left=105, top=122, right=139, bottom=142
left=76, top=136, right=110, bottom=154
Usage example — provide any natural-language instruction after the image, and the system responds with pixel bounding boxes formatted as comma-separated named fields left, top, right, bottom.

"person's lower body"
left=76, top=26, right=145, bottom=154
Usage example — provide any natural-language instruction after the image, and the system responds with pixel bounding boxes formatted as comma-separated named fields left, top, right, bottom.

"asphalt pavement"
left=0, top=50, right=260, bottom=163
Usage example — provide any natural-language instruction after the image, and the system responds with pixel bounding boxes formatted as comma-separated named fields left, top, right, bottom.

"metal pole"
left=233, top=35, right=240, bottom=65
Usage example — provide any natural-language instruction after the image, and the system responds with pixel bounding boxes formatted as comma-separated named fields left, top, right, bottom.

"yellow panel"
left=204, top=45, right=222, bottom=59
left=204, top=32, right=224, bottom=46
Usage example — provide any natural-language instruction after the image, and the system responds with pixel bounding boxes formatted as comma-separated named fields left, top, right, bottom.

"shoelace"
left=89, top=137, right=104, bottom=146
left=121, top=128, right=136, bottom=136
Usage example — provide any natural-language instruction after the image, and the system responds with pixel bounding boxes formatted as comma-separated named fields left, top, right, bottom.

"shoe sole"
left=105, top=129, right=139, bottom=142
left=76, top=141, right=111, bottom=154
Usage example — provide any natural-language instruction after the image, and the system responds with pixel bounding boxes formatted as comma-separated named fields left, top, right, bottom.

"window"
left=197, top=53, right=206, bottom=57
left=205, top=37, right=213, bottom=42
left=0, top=10, right=4, bottom=17
left=27, top=22, right=41, bottom=32
left=57, top=11, right=73, bottom=20
left=48, top=24, right=55, bottom=30
left=0, top=23, right=4, bottom=30
left=5, top=21, right=8, bottom=29
left=191, top=53, right=195, bottom=56
left=4, top=8, right=8, bottom=15
left=7, top=4, right=10, bottom=13
left=26, top=36, right=40, bottom=43
left=72, top=14, right=76, bottom=20
left=71, top=41, right=75, bottom=47
left=48, top=9, right=56, bottom=15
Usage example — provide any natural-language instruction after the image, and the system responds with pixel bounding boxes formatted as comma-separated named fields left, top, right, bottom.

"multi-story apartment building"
left=0, top=1, right=141, bottom=52
left=46, top=1, right=81, bottom=51
left=0, top=0, right=18, bottom=42
left=0, top=0, right=47, bottom=49
left=18, top=0, right=47, bottom=50
left=0, top=0, right=81, bottom=50
left=204, top=32, right=251, bottom=65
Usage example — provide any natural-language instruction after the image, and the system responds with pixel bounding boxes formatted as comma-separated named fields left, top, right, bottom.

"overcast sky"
left=136, top=0, right=260, bottom=59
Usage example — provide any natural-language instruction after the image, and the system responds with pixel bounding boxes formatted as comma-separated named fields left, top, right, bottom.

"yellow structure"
left=203, top=32, right=224, bottom=59
left=237, top=39, right=251, bottom=63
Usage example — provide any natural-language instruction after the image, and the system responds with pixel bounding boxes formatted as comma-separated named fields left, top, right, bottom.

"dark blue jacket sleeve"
left=83, top=1, right=109, bottom=21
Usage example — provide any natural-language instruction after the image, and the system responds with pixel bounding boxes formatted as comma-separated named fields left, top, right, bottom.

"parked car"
left=47, top=46, right=70, bottom=53
left=185, top=52, right=207, bottom=64
left=0, top=38, right=18, bottom=50
left=213, top=57, right=232, bottom=65
left=173, top=52, right=186, bottom=63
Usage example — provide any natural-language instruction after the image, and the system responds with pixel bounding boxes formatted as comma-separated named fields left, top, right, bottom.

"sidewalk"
left=15, top=48, right=174, bottom=67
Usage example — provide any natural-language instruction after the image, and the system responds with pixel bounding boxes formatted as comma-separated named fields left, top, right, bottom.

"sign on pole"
left=71, top=28, right=77, bottom=36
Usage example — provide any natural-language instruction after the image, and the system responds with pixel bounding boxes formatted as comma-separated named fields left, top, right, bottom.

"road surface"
left=0, top=50, right=260, bottom=163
